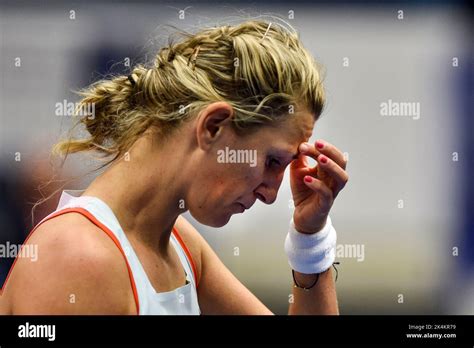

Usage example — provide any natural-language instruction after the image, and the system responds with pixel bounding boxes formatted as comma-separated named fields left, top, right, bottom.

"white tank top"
left=40, top=189, right=201, bottom=315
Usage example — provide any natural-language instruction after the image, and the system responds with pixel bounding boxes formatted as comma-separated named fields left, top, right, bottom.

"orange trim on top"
left=0, top=208, right=140, bottom=315
left=172, top=227, right=199, bottom=288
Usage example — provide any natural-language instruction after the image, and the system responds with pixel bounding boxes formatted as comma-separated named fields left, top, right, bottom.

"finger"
left=303, top=175, right=333, bottom=204
left=315, top=139, right=347, bottom=170
left=300, top=140, right=347, bottom=170
left=291, top=153, right=318, bottom=177
left=317, top=154, right=349, bottom=196
left=298, top=142, right=322, bottom=163
left=290, top=151, right=308, bottom=170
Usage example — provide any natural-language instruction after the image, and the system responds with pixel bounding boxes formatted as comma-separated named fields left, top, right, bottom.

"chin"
left=189, top=209, right=232, bottom=228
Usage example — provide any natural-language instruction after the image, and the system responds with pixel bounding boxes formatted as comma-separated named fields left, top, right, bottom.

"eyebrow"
left=271, top=148, right=300, bottom=161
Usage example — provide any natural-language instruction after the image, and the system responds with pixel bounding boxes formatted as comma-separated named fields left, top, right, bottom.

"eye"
left=266, top=156, right=281, bottom=168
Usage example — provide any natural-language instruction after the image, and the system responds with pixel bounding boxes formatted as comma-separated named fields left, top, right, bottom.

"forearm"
left=288, top=267, right=339, bottom=315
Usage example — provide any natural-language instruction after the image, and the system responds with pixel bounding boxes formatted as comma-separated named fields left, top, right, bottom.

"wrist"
left=284, top=216, right=337, bottom=275
left=293, top=270, right=319, bottom=288
left=294, top=215, right=328, bottom=234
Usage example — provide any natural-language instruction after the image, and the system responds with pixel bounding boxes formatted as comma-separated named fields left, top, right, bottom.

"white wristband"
left=284, top=216, right=337, bottom=275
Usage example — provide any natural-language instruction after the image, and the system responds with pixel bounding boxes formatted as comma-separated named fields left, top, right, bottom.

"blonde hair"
left=54, top=19, right=326, bottom=163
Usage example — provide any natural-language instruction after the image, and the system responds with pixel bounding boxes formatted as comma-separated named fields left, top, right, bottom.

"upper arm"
left=175, top=216, right=273, bottom=315
left=4, top=213, right=137, bottom=315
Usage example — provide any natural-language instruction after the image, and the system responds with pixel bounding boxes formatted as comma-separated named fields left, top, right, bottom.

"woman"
left=0, top=19, right=348, bottom=315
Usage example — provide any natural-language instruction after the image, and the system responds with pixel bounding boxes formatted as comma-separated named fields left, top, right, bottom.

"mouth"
left=235, top=203, right=246, bottom=213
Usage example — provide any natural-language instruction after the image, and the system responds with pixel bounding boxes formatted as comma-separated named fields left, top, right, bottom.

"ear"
left=195, top=102, right=234, bottom=151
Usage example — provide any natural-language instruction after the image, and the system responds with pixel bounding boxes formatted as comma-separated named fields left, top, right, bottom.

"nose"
left=254, top=173, right=284, bottom=205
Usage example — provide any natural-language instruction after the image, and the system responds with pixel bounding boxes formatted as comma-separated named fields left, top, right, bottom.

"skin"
left=0, top=101, right=348, bottom=315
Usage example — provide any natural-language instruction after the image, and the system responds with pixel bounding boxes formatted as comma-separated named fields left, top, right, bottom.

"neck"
left=82, top=131, right=188, bottom=256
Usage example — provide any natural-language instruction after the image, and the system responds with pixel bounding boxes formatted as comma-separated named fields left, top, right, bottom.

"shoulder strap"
left=172, top=227, right=199, bottom=288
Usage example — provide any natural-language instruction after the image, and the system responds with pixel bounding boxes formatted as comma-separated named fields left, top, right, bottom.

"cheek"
left=231, top=164, right=263, bottom=190
left=192, top=165, right=240, bottom=204
left=211, top=168, right=258, bottom=205
left=204, top=164, right=262, bottom=204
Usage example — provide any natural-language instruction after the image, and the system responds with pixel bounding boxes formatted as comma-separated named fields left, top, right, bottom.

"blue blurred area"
left=0, top=167, right=26, bottom=284
left=460, top=58, right=473, bottom=268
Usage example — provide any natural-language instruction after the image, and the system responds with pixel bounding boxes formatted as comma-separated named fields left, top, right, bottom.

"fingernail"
left=299, top=143, right=310, bottom=152
left=316, top=141, right=324, bottom=149
left=320, top=156, right=328, bottom=164
left=304, top=176, right=313, bottom=183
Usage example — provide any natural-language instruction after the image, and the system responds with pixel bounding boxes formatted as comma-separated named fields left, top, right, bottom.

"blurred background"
left=0, top=0, right=472, bottom=314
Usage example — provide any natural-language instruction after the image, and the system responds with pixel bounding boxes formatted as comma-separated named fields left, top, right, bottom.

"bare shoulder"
left=3, top=212, right=136, bottom=314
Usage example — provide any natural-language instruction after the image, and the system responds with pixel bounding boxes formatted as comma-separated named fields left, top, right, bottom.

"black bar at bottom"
left=0, top=315, right=472, bottom=346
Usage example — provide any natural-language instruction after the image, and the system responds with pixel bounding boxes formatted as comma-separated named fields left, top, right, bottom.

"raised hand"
left=290, top=139, right=349, bottom=234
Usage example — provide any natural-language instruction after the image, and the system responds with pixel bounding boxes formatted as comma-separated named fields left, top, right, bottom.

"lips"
left=236, top=203, right=246, bottom=213
left=238, top=200, right=256, bottom=210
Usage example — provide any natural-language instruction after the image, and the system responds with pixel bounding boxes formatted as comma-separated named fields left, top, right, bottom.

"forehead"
left=259, top=109, right=315, bottom=148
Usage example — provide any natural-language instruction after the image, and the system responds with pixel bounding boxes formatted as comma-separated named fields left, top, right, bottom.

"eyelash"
left=267, top=157, right=281, bottom=168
